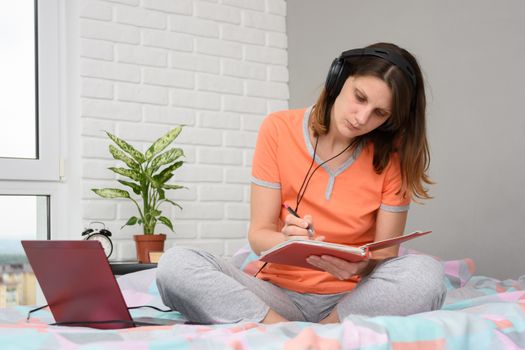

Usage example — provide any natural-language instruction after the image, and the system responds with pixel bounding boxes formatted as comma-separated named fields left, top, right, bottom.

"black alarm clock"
left=82, top=221, right=113, bottom=258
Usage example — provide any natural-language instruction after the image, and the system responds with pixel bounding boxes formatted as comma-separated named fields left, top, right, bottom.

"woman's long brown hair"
left=311, top=42, right=433, bottom=200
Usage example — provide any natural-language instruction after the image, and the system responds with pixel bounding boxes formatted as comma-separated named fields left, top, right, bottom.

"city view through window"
left=0, top=195, right=47, bottom=307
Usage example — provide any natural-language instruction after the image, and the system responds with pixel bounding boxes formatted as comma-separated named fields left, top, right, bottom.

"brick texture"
left=80, top=0, right=288, bottom=258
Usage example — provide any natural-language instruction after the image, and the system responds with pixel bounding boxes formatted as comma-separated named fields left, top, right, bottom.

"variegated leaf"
left=118, top=180, right=142, bottom=195
left=109, top=167, right=142, bottom=182
left=163, top=184, right=186, bottom=190
left=150, top=148, right=184, bottom=171
left=164, top=198, right=183, bottom=210
left=109, top=145, right=139, bottom=170
left=145, top=126, right=182, bottom=161
left=156, top=161, right=183, bottom=182
left=106, top=131, right=145, bottom=163
left=158, top=216, right=174, bottom=232
left=154, top=172, right=174, bottom=185
left=92, top=188, right=130, bottom=199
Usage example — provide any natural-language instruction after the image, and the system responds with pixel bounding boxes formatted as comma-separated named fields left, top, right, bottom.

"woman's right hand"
left=281, top=214, right=323, bottom=241
left=248, top=184, right=324, bottom=254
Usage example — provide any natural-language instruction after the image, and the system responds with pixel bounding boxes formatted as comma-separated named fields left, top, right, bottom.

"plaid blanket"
left=0, top=249, right=523, bottom=350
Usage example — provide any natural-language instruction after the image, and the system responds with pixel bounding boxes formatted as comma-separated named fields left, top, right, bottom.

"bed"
left=1, top=248, right=524, bottom=350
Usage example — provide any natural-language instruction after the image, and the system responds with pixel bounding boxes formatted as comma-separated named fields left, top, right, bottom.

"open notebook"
left=22, top=240, right=183, bottom=329
left=260, top=230, right=432, bottom=270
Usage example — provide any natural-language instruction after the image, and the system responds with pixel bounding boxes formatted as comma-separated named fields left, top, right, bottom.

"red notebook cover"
left=259, top=230, right=431, bottom=270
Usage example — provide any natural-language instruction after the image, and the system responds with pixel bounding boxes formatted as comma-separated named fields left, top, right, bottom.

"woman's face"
left=330, top=75, right=392, bottom=140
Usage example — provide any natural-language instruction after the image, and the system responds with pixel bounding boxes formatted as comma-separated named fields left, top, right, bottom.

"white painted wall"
left=76, top=0, right=289, bottom=260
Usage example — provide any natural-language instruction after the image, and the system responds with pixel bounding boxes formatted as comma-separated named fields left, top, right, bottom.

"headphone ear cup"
left=325, top=57, right=345, bottom=98
left=326, top=57, right=351, bottom=99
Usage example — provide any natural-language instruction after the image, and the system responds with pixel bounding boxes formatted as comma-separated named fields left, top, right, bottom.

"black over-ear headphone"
left=325, top=48, right=417, bottom=98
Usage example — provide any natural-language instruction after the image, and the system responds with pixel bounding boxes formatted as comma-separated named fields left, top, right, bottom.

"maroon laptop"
left=22, top=240, right=180, bottom=329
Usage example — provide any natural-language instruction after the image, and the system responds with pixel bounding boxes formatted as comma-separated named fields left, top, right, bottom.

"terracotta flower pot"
left=133, top=234, right=166, bottom=263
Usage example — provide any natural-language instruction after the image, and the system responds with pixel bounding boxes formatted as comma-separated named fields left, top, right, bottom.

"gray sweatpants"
left=156, top=246, right=447, bottom=324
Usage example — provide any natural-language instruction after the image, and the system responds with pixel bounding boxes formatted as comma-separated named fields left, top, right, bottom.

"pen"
left=283, top=204, right=314, bottom=238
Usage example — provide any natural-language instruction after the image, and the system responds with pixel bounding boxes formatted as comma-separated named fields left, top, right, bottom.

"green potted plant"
left=92, top=126, right=185, bottom=263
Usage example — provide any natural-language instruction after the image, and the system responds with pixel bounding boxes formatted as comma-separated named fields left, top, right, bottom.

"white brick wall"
left=79, top=0, right=288, bottom=259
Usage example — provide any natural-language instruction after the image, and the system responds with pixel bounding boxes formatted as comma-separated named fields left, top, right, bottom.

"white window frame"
left=0, top=0, right=60, bottom=181
left=0, top=185, right=63, bottom=305
left=0, top=190, right=52, bottom=241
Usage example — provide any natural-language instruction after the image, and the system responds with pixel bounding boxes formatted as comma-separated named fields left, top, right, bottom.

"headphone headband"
left=325, top=47, right=418, bottom=100
left=339, top=48, right=417, bottom=89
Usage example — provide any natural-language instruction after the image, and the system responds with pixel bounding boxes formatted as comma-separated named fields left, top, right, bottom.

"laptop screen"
left=22, top=240, right=133, bottom=329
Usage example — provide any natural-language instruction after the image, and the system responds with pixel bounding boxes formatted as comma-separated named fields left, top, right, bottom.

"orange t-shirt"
left=251, top=107, right=410, bottom=294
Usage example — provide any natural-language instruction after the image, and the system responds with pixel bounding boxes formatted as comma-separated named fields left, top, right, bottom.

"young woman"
left=156, top=42, right=446, bottom=324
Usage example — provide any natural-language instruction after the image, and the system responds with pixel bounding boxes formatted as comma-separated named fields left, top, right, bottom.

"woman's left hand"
left=306, top=255, right=370, bottom=280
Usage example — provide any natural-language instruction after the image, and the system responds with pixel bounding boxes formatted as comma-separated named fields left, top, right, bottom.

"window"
left=0, top=195, right=49, bottom=307
left=0, top=0, right=60, bottom=180
left=0, top=0, right=62, bottom=306
left=0, top=1, right=37, bottom=159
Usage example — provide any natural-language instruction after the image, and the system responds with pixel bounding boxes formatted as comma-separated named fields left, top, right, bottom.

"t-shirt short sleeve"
left=251, top=115, right=281, bottom=190
left=380, top=154, right=410, bottom=212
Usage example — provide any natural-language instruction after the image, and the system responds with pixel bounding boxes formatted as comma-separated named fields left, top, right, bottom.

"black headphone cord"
left=295, top=136, right=320, bottom=212
left=255, top=138, right=319, bottom=278
left=255, top=136, right=353, bottom=278
left=26, top=304, right=175, bottom=324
